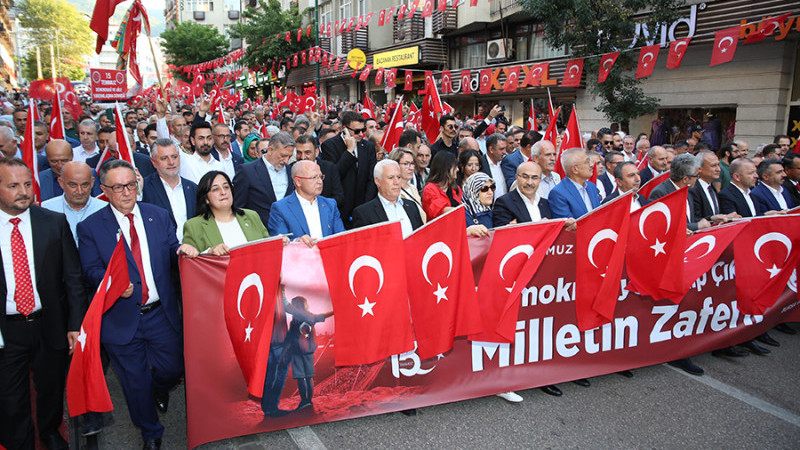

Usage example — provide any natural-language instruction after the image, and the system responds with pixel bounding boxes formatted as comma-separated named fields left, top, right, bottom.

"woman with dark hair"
left=422, top=151, right=461, bottom=220
left=457, top=149, right=483, bottom=187
left=182, top=170, right=269, bottom=256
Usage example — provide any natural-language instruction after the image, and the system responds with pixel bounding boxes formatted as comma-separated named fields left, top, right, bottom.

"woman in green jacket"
left=182, top=170, right=269, bottom=256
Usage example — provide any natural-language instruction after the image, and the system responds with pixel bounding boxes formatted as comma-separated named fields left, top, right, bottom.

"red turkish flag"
left=744, top=13, right=792, bottom=44
left=67, top=238, right=130, bottom=417
left=387, top=68, right=397, bottom=88
left=710, top=26, right=739, bottom=66
left=636, top=44, right=660, bottom=79
left=223, top=237, right=283, bottom=397
left=90, top=0, right=125, bottom=53
left=478, top=68, right=491, bottom=94
left=301, top=50, right=307, bottom=65
left=317, top=222, right=415, bottom=366
left=422, top=0, right=433, bottom=17
left=408, top=1, right=419, bottom=17
left=526, top=99, right=536, bottom=132
left=306, top=24, right=313, bottom=37
left=524, top=63, right=549, bottom=87
left=359, top=64, right=372, bottom=81
left=346, top=17, right=355, bottom=32
left=62, top=89, right=83, bottom=121
left=734, top=216, right=800, bottom=315
left=441, top=70, right=452, bottom=93
left=554, top=107, right=582, bottom=177
left=354, top=15, right=363, bottom=32
left=404, top=70, right=413, bottom=91
left=421, top=81, right=440, bottom=143
left=374, top=68, right=384, bottom=85
left=664, top=221, right=747, bottom=303
left=29, top=77, right=71, bottom=101
left=362, top=90, right=376, bottom=119
left=471, top=220, right=565, bottom=343
left=460, top=70, right=472, bottom=94
left=625, top=187, right=688, bottom=300
left=407, top=101, right=421, bottom=130
left=292, top=53, right=299, bottom=67
left=397, top=3, right=407, bottom=20
left=561, top=58, right=584, bottom=87
left=334, top=57, right=341, bottom=72
left=176, top=80, right=192, bottom=98
left=380, top=95, right=405, bottom=152
left=297, top=27, right=302, bottom=42
left=285, top=31, right=291, bottom=42
left=379, top=9, right=386, bottom=26
left=438, top=0, right=447, bottom=11
left=502, top=66, right=520, bottom=93
left=191, top=72, right=205, bottom=96
left=543, top=106, right=561, bottom=146
left=49, top=90, right=65, bottom=140
left=638, top=171, right=670, bottom=200
left=404, top=207, right=482, bottom=359
left=364, top=12, right=374, bottom=24
left=470, top=0, right=478, bottom=6
left=113, top=104, right=135, bottom=167
left=598, top=52, right=619, bottom=83
left=575, top=192, right=632, bottom=331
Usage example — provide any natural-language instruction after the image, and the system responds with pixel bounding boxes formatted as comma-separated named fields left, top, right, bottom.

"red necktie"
left=10, top=218, right=34, bottom=315
left=126, top=213, right=149, bottom=304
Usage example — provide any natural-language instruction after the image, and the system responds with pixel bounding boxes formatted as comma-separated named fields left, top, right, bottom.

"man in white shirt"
left=351, top=159, right=424, bottom=236
left=142, top=139, right=198, bottom=241
left=180, top=121, right=223, bottom=184
left=73, top=120, right=100, bottom=163
left=41, top=161, right=107, bottom=244
left=533, top=139, right=561, bottom=199
left=484, top=133, right=508, bottom=197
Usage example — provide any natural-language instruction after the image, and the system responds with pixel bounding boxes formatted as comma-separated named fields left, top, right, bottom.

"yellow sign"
left=373, top=46, right=419, bottom=69
left=347, top=49, right=367, bottom=70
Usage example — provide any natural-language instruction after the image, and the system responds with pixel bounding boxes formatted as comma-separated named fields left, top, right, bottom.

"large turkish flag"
left=317, top=222, right=415, bottom=365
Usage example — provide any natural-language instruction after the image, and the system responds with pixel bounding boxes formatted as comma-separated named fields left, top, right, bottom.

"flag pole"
left=146, top=36, right=164, bottom=97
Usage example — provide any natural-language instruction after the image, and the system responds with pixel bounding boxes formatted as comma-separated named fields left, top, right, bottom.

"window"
left=187, top=0, right=214, bottom=11
left=223, top=0, right=238, bottom=10
left=320, top=3, right=332, bottom=24
left=357, top=0, right=366, bottom=16
left=529, top=25, right=566, bottom=60
left=339, top=0, right=351, bottom=22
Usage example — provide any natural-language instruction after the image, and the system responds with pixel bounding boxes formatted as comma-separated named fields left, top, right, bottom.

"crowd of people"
left=0, top=89, right=797, bottom=450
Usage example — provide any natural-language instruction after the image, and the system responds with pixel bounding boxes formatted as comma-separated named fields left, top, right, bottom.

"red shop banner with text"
left=180, top=232, right=800, bottom=448
left=89, top=68, right=127, bottom=100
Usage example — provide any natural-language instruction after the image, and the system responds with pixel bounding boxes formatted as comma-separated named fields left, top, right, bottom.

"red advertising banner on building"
left=180, top=232, right=800, bottom=448
left=90, top=68, right=127, bottom=100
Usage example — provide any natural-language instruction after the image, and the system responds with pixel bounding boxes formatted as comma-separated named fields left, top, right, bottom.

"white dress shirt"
left=0, top=209, right=41, bottom=314
left=216, top=147, right=236, bottom=179
left=111, top=204, right=160, bottom=304
left=215, top=218, right=248, bottom=248
left=763, top=182, right=788, bottom=210
left=73, top=144, right=100, bottom=163
left=487, top=157, right=507, bottom=196
left=516, top=189, right=542, bottom=222
left=296, top=192, right=323, bottom=239
left=378, top=194, right=413, bottom=238
left=180, top=152, right=224, bottom=185
left=733, top=183, right=757, bottom=216
left=569, top=177, right=594, bottom=212
left=160, top=177, right=188, bottom=240
left=697, top=179, right=718, bottom=215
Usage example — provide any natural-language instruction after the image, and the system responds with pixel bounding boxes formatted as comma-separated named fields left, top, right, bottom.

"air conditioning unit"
left=486, top=38, right=512, bottom=62
left=228, top=10, right=240, bottom=20
left=193, top=11, right=205, bottom=20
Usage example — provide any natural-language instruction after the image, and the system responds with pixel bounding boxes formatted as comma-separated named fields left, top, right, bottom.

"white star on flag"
left=766, top=264, right=781, bottom=278
left=358, top=297, right=376, bottom=317
left=77, top=326, right=87, bottom=351
left=650, top=239, right=666, bottom=256
left=244, top=322, right=254, bottom=341
left=433, top=283, right=448, bottom=303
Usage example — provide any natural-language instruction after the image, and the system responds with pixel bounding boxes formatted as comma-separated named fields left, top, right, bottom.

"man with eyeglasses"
left=77, top=159, right=197, bottom=450
left=210, top=123, right=244, bottom=179
left=598, top=150, right=624, bottom=199
left=292, top=134, right=344, bottom=207
left=430, top=114, right=459, bottom=158
left=320, top=111, right=377, bottom=228
left=267, top=160, right=345, bottom=247
left=493, top=161, right=554, bottom=227
left=179, top=121, right=224, bottom=185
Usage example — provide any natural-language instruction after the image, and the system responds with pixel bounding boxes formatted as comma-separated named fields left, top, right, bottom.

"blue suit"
left=141, top=174, right=198, bottom=230
left=76, top=203, right=183, bottom=441
left=548, top=178, right=602, bottom=218
left=750, top=182, right=795, bottom=213
left=499, top=149, right=527, bottom=190
left=267, top=193, right=345, bottom=238
left=38, top=168, right=102, bottom=201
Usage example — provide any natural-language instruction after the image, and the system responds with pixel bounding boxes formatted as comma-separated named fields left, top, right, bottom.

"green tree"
left=18, top=0, right=93, bottom=81
left=228, top=0, right=313, bottom=79
left=161, top=22, right=228, bottom=80
left=520, top=0, right=684, bottom=128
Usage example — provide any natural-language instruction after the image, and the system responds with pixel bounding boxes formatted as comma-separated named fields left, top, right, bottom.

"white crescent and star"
left=587, top=229, right=618, bottom=269
left=602, top=57, right=614, bottom=68
left=349, top=255, right=385, bottom=316
left=642, top=52, right=654, bottom=67
left=422, top=242, right=453, bottom=303
left=639, top=202, right=672, bottom=257
left=674, top=40, right=688, bottom=55
left=684, top=235, right=716, bottom=263
left=481, top=74, right=489, bottom=86
left=718, top=36, right=734, bottom=52
left=568, top=64, right=580, bottom=77
left=754, top=232, right=792, bottom=278
left=499, top=245, right=534, bottom=280
left=236, top=273, right=264, bottom=320
left=77, top=326, right=87, bottom=351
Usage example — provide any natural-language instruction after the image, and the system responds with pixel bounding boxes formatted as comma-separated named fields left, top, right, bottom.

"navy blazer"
left=38, top=168, right=102, bottom=202
left=548, top=178, right=601, bottom=218
left=750, top=182, right=794, bottom=212
left=598, top=172, right=615, bottom=200
left=718, top=183, right=763, bottom=217
left=499, top=149, right=527, bottom=190
left=351, top=196, right=424, bottom=231
left=782, top=178, right=800, bottom=207
left=639, top=166, right=655, bottom=186
left=77, top=203, right=181, bottom=345
left=210, top=146, right=244, bottom=169
left=233, top=159, right=295, bottom=227
left=492, top=190, right=552, bottom=227
left=141, top=174, right=198, bottom=228
left=86, top=152, right=156, bottom=179
left=267, top=193, right=345, bottom=238
left=689, top=181, right=720, bottom=221
left=601, top=189, right=649, bottom=207
left=320, top=135, right=378, bottom=222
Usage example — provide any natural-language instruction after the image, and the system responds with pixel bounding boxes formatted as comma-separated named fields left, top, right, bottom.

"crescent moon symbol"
left=532, top=67, right=542, bottom=77
left=684, top=235, right=715, bottom=262
left=236, top=273, right=264, bottom=320
left=639, top=202, right=672, bottom=240
left=481, top=75, right=489, bottom=84
left=602, top=58, right=614, bottom=68
left=499, top=245, right=534, bottom=280
left=587, top=229, right=618, bottom=268
left=643, top=52, right=654, bottom=63
left=348, top=255, right=385, bottom=297
left=563, top=130, right=570, bottom=143
left=569, top=64, right=579, bottom=75
left=753, top=232, right=792, bottom=264
left=718, top=36, right=734, bottom=48
left=421, top=242, right=453, bottom=286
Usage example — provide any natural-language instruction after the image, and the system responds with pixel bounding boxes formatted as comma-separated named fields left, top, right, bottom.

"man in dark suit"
left=141, top=139, right=198, bottom=240
left=493, top=161, right=553, bottom=227
left=638, top=145, right=669, bottom=186
left=782, top=153, right=800, bottom=206
left=39, top=139, right=102, bottom=201
left=233, top=131, right=295, bottom=227
left=0, top=158, right=86, bottom=450
left=352, top=160, right=423, bottom=236
left=548, top=148, right=602, bottom=219
left=719, top=158, right=763, bottom=217
left=751, top=158, right=795, bottom=213
left=293, top=134, right=344, bottom=208
left=210, top=122, right=244, bottom=180
left=598, top=151, right=624, bottom=199
left=690, top=151, right=739, bottom=224
left=601, top=161, right=649, bottom=209
left=320, top=111, right=377, bottom=227
left=77, top=160, right=197, bottom=450
left=88, top=126, right=155, bottom=179
left=649, top=154, right=709, bottom=232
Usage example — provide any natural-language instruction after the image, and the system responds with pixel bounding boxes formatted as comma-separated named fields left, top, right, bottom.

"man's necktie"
left=707, top=185, right=719, bottom=215
left=10, top=218, right=34, bottom=315
left=126, top=213, right=149, bottom=304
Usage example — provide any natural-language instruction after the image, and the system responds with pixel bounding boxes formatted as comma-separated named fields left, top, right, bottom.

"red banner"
left=90, top=68, right=127, bottom=100
left=181, top=232, right=800, bottom=448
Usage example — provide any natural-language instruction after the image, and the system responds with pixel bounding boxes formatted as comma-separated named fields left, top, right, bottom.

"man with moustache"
left=179, top=121, right=224, bottom=184
left=601, top=161, right=649, bottom=210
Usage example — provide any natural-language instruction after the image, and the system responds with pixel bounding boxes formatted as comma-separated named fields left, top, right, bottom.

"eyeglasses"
left=479, top=183, right=497, bottom=192
left=103, top=182, right=138, bottom=193
left=602, top=141, right=612, bottom=146
left=400, top=162, right=415, bottom=167
left=347, top=127, right=365, bottom=134
left=295, top=174, right=326, bottom=181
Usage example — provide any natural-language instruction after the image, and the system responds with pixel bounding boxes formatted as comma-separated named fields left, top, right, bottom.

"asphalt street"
left=88, top=322, right=800, bottom=449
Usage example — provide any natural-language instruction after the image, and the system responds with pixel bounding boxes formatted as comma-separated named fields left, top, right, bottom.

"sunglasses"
left=347, top=127, right=365, bottom=134
left=479, top=183, right=497, bottom=193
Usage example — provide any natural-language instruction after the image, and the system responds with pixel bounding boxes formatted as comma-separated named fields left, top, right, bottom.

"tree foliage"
left=228, top=0, right=314, bottom=78
left=161, top=22, right=228, bottom=79
left=519, top=0, right=684, bottom=125
left=18, top=0, right=93, bottom=81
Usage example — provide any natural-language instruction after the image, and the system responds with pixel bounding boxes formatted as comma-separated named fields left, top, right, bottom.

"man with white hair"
left=73, top=119, right=100, bottom=163
left=0, top=125, right=19, bottom=158
left=639, top=145, right=668, bottom=186
left=351, top=159, right=423, bottom=237
left=532, top=139, right=560, bottom=199
left=548, top=148, right=602, bottom=218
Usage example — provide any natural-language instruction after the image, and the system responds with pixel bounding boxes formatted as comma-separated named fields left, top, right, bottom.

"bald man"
left=39, top=140, right=102, bottom=201
left=42, top=161, right=108, bottom=245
